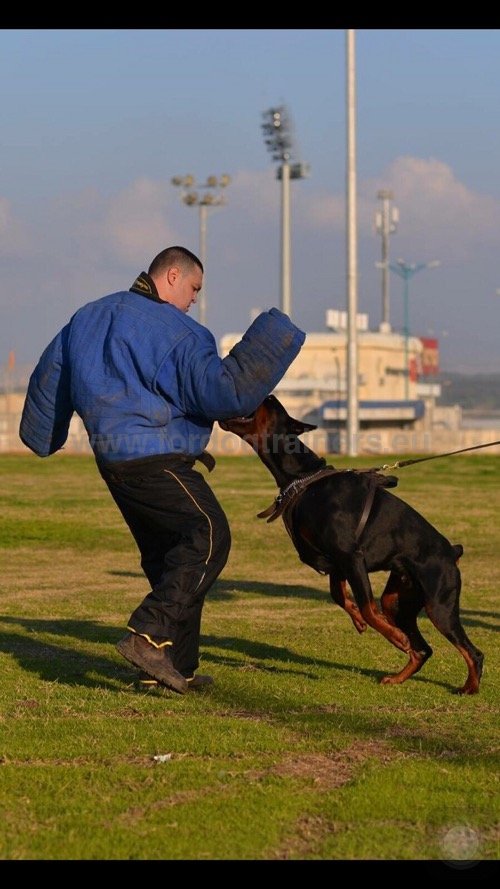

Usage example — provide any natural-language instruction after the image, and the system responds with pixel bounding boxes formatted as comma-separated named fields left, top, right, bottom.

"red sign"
left=419, top=338, right=439, bottom=375
left=409, top=358, right=418, bottom=382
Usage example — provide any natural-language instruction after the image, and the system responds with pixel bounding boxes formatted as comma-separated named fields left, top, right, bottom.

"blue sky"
left=1, top=28, right=499, bottom=374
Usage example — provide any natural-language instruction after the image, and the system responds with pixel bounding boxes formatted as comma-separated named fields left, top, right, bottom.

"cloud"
left=302, top=190, right=345, bottom=229
left=3, top=157, right=499, bottom=267
left=12, top=179, right=180, bottom=269
left=0, top=179, right=182, bottom=316
left=298, top=156, right=500, bottom=261
left=1, top=159, right=499, bottom=371
left=364, top=157, right=500, bottom=258
left=2, top=159, right=499, bottom=320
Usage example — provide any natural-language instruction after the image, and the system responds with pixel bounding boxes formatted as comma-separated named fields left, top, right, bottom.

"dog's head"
left=218, top=394, right=317, bottom=442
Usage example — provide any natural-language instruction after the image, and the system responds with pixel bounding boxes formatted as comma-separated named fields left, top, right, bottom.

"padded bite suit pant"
left=98, top=454, right=231, bottom=678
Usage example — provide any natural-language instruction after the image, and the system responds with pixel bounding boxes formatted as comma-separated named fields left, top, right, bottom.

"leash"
left=255, top=437, right=500, bottom=556
left=374, top=439, right=500, bottom=472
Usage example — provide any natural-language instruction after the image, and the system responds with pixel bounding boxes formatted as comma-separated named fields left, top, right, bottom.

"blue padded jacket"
left=19, top=289, right=305, bottom=463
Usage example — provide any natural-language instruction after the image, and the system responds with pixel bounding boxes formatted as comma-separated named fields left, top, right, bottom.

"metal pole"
left=388, top=259, right=440, bottom=402
left=346, top=28, right=359, bottom=457
left=172, top=174, right=231, bottom=328
left=281, top=160, right=291, bottom=316
left=376, top=191, right=397, bottom=332
left=381, top=209, right=389, bottom=327
left=198, top=203, right=207, bottom=327
left=403, top=273, right=409, bottom=400
left=380, top=194, right=391, bottom=328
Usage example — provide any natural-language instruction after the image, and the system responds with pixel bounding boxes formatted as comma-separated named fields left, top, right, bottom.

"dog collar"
left=257, top=467, right=339, bottom=523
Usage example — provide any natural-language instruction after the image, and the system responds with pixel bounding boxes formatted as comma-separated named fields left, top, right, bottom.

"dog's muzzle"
left=218, top=412, right=255, bottom=431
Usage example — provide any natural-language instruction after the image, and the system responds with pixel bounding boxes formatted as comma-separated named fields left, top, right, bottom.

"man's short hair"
left=148, top=246, right=203, bottom=277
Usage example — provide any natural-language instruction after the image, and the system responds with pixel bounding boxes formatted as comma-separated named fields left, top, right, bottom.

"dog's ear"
left=290, top=419, right=317, bottom=435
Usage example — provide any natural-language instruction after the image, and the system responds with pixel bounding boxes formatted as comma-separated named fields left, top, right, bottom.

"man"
left=19, top=246, right=305, bottom=695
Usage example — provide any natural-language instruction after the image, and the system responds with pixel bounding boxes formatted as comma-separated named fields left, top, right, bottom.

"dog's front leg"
left=329, top=576, right=367, bottom=634
left=345, top=551, right=410, bottom=654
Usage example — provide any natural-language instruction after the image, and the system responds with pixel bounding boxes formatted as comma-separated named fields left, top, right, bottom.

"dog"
left=219, top=394, right=484, bottom=694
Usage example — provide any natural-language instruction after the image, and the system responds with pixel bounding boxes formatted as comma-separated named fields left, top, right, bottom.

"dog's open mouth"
left=218, top=411, right=255, bottom=431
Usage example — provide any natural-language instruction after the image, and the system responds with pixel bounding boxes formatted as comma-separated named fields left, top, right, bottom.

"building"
left=2, top=315, right=499, bottom=457
left=210, top=311, right=499, bottom=457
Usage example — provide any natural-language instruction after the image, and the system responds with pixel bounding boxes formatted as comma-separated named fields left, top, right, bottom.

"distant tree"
left=438, top=373, right=500, bottom=411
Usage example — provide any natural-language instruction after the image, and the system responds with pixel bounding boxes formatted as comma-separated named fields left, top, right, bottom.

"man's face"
left=165, top=265, right=203, bottom=314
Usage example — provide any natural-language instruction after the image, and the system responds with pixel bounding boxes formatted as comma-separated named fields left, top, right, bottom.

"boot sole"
left=116, top=638, right=188, bottom=695
left=137, top=676, right=214, bottom=692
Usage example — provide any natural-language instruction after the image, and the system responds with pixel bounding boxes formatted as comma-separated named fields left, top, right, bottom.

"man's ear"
left=166, top=265, right=180, bottom=286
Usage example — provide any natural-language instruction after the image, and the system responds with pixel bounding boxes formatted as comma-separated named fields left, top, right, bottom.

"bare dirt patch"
left=268, top=739, right=408, bottom=859
left=266, top=738, right=403, bottom=791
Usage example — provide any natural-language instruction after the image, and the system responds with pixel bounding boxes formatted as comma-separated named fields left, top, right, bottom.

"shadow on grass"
left=200, top=632, right=382, bottom=681
left=0, top=617, right=393, bottom=690
left=460, top=608, right=500, bottom=632
left=211, top=578, right=326, bottom=601
left=200, top=634, right=466, bottom=693
left=105, top=576, right=500, bottom=637
left=108, top=569, right=143, bottom=578
left=106, top=573, right=326, bottom=601
left=0, top=615, right=469, bottom=696
left=0, top=617, right=130, bottom=689
left=0, top=619, right=483, bottom=757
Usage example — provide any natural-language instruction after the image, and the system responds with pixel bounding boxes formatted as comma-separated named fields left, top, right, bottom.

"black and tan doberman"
left=219, top=394, right=484, bottom=694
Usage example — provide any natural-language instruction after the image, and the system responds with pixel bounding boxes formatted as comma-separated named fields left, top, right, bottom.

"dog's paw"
left=380, top=673, right=403, bottom=685
left=454, top=683, right=479, bottom=695
left=352, top=617, right=367, bottom=634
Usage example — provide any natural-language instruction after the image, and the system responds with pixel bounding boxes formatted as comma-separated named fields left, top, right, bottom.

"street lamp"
left=171, top=173, right=231, bottom=326
left=261, top=105, right=310, bottom=318
left=388, top=259, right=440, bottom=399
left=375, top=190, right=399, bottom=332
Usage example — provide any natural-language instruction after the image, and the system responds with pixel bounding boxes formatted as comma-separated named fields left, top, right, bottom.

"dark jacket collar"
left=129, top=271, right=162, bottom=303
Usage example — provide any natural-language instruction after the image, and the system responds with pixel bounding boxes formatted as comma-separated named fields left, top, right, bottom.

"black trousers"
left=98, top=454, right=231, bottom=678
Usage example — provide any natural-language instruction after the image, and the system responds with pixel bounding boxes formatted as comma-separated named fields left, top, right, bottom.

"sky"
left=1, top=28, right=499, bottom=375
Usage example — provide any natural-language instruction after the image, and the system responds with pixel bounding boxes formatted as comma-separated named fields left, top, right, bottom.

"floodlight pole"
left=199, top=203, right=207, bottom=293
left=281, top=159, right=291, bottom=317
left=375, top=190, right=399, bottom=331
left=261, top=105, right=309, bottom=319
left=171, top=173, right=231, bottom=327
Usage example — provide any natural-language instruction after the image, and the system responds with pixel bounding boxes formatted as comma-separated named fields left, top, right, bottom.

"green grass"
left=0, top=452, right=499, bottom=861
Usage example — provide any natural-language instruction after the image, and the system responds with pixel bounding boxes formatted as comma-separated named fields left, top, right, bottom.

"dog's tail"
left=453, top=543, right=464, bottom=562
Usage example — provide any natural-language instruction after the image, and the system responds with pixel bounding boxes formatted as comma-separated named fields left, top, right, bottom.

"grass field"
left=0, top=451, right=498, bottom=863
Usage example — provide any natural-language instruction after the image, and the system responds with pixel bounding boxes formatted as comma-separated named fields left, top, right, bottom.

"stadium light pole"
left=389, top=259, right=440, bottom=399
left=375, top=190, right=399, bottom=332
left=171, top=173, right=231, bottom=327
left=261, top=105, right=310, bottom=318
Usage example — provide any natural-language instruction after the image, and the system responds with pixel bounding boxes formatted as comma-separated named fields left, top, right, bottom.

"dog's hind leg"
left=329, top=575, right=367, bottom=634
left=379, top=571, right=433, bottom=685
left=345, top=552, right=411, bottom=654
left=423, top=568, right=484, bottom=694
